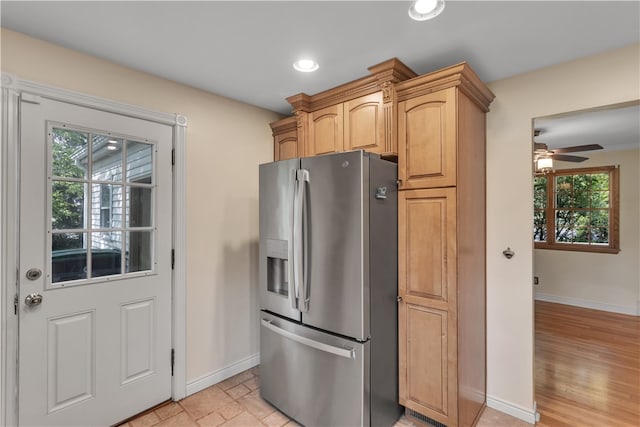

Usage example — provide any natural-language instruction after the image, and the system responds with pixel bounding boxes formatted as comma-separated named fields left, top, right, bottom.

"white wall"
left=534, top=148, right=640, bottom=315
left=486, top=43, right=640, bottom=419
left=0, top=28, right=280, bottom=387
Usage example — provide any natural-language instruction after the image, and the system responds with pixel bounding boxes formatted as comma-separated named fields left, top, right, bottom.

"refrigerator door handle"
left=294, top=169, right=310, bottom=312
left=261, top=319, right=355, bottom=359
left=288, top=170, right=298, bottom=310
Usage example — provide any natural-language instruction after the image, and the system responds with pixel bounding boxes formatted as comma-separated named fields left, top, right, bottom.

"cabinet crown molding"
left=396, top=62, right=495, bottom=112
left=368, top=57, right=418, bottom=83
left=286, top=57, right=418, bottom=113
left=269, top=115, right=297, bottom=135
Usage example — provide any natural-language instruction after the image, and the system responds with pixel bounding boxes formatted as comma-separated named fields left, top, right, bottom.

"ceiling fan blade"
left=552, top=144, right=604, bottom=154
left=551, top=154, right=589, bottom=162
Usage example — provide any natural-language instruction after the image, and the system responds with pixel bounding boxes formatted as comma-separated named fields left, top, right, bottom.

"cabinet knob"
left=397, top=295, right=403, bottom=303
left=396, top=179, right=403, bottom=187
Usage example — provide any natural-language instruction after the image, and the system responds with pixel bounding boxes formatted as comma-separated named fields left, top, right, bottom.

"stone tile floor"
left=122, top=366, right=530, bottom=426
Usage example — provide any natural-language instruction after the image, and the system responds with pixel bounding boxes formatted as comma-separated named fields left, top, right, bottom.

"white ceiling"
left=2, top=1, right=639, bottom=116
left=535, top=104, right=640, bottom=154
left=2, top=1, right=639, bottom=153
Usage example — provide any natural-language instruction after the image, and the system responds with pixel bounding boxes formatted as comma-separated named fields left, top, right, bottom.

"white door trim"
left=0, top=72, right=188, bottom=426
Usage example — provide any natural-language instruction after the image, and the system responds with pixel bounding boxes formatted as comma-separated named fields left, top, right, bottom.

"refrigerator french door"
left=259, top=150, right=400, bottom=427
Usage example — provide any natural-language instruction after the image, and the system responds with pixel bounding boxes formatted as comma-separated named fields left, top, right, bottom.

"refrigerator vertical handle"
left=288, top=170, right=298, bottom=310
left=294, top=169, right=310, bottom=313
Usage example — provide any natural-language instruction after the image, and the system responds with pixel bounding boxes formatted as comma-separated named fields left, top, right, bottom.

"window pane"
left=574, top=210, right=588, bottom=228
left=52, top=232, right=87, bottom=283
left=590, top=191, right=609, bottom=208
left=573, top=174, right=589, bottom=192
left=127, top=141, right=153, bottom=184
left=534, top=210, right=546, bottom=242
left=52, top=181, right=86, bottom=230
left=534, top=176, right=547, bottom=192
left=91, top=232, right=122, bottom=277
left=555, top=210, right=573, bottom=242
left=591, top=210, right=609, bottom=227
left=91, top=184, right=122, bottom=229
left=590, top=227, right=609, bottom=244
left=51, top=128, right=88, bottom=179
left=127, top=186, right=152, bottom=227
left=591, top=173, right=609, bottom=190
left=573, top=191, right=589, bottom=209
left=556, top=228, right=573, bottom=242
left=556, top=175, right=572, bottom=190
left=127, top=231, right=152, bottom=272
left=556, top=190, right=572, bottom=208
left=574, top=227, right=589, bottom=243
left=534, top=190, right=546, bottom=209
left=92, top=135, right=123, bottom=181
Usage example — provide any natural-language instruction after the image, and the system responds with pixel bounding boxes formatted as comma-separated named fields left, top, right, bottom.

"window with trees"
left=534, top=166, right=619, bottom=253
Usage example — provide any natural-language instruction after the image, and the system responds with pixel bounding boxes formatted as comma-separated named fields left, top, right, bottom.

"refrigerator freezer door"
left=259, top=158, right=302, bottom=321
left=260, top=311, right=369, bottom=427
left=301, top=151, right=369, bottom=340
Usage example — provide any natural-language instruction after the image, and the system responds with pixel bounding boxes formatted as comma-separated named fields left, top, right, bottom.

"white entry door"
left=18, top=96, right=173, bottom=426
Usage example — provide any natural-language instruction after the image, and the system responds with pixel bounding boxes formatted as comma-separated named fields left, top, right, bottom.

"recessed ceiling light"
left=293, top=59, right=319, bottom=73
left=108, top=139, right=118, bottom=144
left=409, top=0, right=445, bottom=21
left=107, top=145, right=118, bottom=151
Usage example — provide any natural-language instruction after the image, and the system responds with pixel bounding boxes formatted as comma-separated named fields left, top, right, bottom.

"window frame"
left=534, top=165, right=620, bottom=254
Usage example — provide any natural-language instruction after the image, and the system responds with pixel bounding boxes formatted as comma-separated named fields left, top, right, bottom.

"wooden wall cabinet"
left=274, top=58, right=417, bottom=160
left=343, top=92, right=385, bottom=154
left=307, top=103, right=344, bottom=156
left=398, top=88, right=457, bottom=189
left=305, top=92, right=386, bottom=157
left=397, top=64, right=494, bottom=427
left=270, top=116, right=300, bottom=161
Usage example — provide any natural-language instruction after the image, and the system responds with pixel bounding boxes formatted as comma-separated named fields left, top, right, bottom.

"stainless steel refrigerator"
left=259, top=150, right=401, bottom=426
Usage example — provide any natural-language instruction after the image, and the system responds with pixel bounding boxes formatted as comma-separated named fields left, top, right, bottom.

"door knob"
left=25, top=293, right=43, bottom=307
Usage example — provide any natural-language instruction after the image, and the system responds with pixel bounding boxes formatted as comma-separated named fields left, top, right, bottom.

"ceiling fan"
left=533, top=130, right=603, bottom=162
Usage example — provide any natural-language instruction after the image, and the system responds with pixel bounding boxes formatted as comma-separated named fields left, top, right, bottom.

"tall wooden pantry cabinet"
left=396, top=64, right=494, bottom=427
left=269, top=59, right=494, bottom=427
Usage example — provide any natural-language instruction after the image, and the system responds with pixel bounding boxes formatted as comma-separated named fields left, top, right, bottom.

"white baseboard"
left=535, top=292, right=639, bottom=316
left=185, top=353, right=260, bottom=397
left=486, top=395, right=537, bottom=424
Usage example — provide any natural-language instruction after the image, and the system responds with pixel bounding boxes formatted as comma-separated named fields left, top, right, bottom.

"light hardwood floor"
left=535, top=301, right=640, bottom=427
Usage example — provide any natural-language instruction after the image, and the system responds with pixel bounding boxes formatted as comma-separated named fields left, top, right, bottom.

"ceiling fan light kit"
left=536, top=157, right=554, bottom=173
left=533, top=129, right=604, bottom=168
left=409, top=0, right=445, bottom=21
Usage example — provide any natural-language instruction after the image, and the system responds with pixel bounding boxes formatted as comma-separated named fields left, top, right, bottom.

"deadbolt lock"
left=25, top=268, right=42, bottom=280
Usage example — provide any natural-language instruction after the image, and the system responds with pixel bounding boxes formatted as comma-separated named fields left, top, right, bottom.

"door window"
left=48, top=124, right=156, bottom=286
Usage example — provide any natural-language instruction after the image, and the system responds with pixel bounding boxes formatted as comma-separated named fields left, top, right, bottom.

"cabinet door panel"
left=399, top=188, right=456, bottom=303
left=344, top=92, right=384, bottom=154
left=400, top=304, right=448, bottom=416
left=274, top=129, right=298, bottom=161
left=307, top=104, right=343, bottom=156
left=398, top=88, right=456, bottom=189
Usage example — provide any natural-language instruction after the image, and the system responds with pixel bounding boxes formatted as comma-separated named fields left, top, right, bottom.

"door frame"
left=0, top=72, right=188, bottom=426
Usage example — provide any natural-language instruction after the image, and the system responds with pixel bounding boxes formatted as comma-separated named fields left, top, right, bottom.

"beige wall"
left=4, top=26, right=640, bottom=420
left=534, top=148, right=640, bottom=314
left=1, top=28, right=280, bottom=383
left=486, top=43, right=640, bottom=414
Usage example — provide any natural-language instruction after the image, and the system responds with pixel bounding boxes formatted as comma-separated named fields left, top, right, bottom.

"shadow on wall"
left=219, top=196, right=261, bottom=363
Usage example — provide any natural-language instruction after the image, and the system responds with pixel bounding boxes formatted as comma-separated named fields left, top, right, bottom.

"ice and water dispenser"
left=266, top=239, right=288, bottom=297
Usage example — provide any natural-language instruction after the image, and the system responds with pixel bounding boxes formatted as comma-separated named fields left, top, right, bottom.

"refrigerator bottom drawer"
left=260, top=312, right=369, bottom=427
